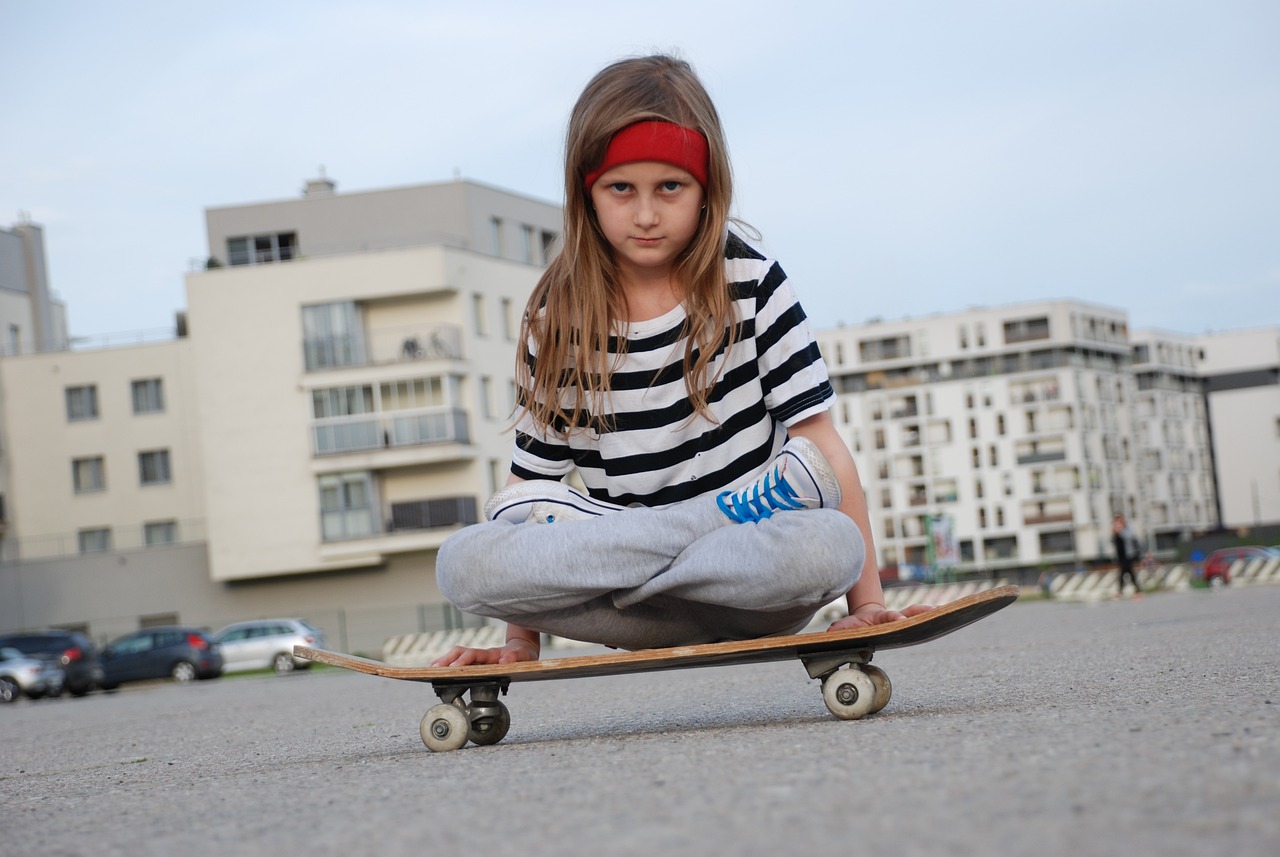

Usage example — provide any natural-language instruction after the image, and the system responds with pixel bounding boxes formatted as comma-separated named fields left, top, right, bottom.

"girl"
left=434, top=54, right=927, bottom=666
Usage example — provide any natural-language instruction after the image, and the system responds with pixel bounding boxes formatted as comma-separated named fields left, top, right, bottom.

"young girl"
left=434, top=54, right=927, bottom=666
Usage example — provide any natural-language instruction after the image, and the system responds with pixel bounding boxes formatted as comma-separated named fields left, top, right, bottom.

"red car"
left=1200, top=546, right=1279, bottom=587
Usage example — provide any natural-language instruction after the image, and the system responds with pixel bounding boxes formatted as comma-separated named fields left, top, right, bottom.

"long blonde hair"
left=519, top=54, right=736, bottom=436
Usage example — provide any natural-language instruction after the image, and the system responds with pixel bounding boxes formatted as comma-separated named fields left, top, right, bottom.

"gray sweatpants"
left=436, top=497, right=864, bottom=650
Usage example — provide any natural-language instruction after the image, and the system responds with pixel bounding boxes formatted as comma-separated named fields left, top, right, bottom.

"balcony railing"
left=389, top=497, right=478, bottom=532
left=313, top=407, right=470, bottom=455
left=304, top=324, right=463, bottom=372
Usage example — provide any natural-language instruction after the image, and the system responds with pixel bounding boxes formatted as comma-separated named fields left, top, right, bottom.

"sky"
left=2, top=0, right=1277, bottom=343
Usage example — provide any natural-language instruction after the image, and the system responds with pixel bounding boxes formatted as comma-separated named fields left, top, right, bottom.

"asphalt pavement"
left=4, top=584, right=1276, bottom=857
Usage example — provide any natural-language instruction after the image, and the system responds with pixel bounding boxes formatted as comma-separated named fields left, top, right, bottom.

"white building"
left=0, top=177, right=559, bottom=647
left=1195, top=326, right=1280, bottom=529
left=815, top=301, right=1216, bottom=576
left=1128, top=329, right=1218, bottom=547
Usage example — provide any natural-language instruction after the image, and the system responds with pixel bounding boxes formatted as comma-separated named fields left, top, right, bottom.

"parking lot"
left=4, top=584, right=1277, bottom=857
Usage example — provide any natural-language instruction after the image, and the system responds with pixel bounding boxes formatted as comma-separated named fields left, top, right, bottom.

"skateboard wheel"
left=821, top=667, right=876, bottom=720
left=421, top=703, right=470, bottom=752
left=862, top=664, right=892, bottom=714
left=466, top=699, right=511, bottom=746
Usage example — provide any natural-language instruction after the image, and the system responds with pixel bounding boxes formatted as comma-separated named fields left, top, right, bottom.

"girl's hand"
left=827, top=602, right=934, bottom=632
left=430, top=638, right=540, bottom=667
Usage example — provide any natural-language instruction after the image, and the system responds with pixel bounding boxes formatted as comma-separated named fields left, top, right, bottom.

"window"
left=302, top=302, right=365, bottom=370
left=227, top=232, right=296, bottom=266
left=319, top=472, right=376, bottom=541
left=139, top=450, right=172, bottom=486
left=312, top=385, right=374, bottom=418
left=379, top=378, right=443, bottom=410
left=78, top=528, right=111, bottom=554
left=859, top=335, right=912, bottom=362
left=7, top=323, right=18, bottom=355
left=490, top=217, right=504, bottom=256
left=131, top=378, right=165, bottom=415
left=473, top=294, right=488, bottom=336
left=73, top=457, right=105, bottom=493
left=540, top=230, right=557, bottom=264
left=480, top=376, right=495, bottom=419
left=1003, top=316, right=1050, bottom=345
left=522, top=225, right=536, bottom=263
left=144, top=521, right=178, bottom=546
left=66, top=385, right=99, bottom=421
left=501, top=298, right=515, bottom=341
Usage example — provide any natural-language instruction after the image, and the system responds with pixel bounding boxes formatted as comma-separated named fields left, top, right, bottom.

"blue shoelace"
left=716, top=466, right=805, bottom=523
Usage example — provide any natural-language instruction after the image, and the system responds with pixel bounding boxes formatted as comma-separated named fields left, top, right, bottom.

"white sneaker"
left=484, top=481, right=620, bottom=525
left=716, top=437, right=841, bottom=523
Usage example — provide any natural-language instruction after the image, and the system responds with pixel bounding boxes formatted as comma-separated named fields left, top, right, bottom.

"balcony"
left=304, top=324, right=463, bottom=372
left=389, top=497, right=478, bottom=532
left=319, top=495, right=479, bottom=561
left=313, top=407, right=470, bottom=456
left=1023, top=511, right=1074, bottom=526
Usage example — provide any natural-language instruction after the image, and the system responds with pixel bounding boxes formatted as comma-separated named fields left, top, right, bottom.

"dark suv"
left=0, top=630, right=103, bottom=696
left=99, top=626, right=223, bottom=688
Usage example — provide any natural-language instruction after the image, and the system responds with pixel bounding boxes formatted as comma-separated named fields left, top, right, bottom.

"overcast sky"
left=2, top=0, right=1277, bottom=343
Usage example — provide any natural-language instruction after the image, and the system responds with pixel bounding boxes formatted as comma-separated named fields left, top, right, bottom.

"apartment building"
left=814, top=301, right=1214, bottom=574
left=191, top=176, right=559, bottom=583
left=0, top=178, right=560, bottom=645
left=1128, top=330, right=1218, bottom=547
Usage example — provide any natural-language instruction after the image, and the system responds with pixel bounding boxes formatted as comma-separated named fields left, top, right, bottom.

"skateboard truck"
left=423, top=681, right=513, bottom=752
left=799, top=647, right=892, bottom=721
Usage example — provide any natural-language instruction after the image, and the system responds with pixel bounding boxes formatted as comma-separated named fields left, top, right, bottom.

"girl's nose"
left=634, top=195, right=659, bottom=227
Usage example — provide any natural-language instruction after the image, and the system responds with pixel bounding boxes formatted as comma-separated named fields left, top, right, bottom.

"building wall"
left=186, top=243, right=535, bottom=582
left=817, top=300, right=1147, bottom=573
left=204, top=178, right=561, bottom=268
left=1128, top=329, right=1219, bottom=548
left=1197, top=327, right=1280, bottom=528
left=0, top=339, right=206, bottom=562
left=0, top=543, right=449, bottom=654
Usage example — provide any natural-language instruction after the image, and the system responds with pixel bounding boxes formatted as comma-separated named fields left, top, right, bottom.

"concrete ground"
left=4, top=584, right=1276, bottom=857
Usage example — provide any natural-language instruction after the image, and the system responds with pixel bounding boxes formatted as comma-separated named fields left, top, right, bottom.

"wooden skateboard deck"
left=297, top=584, right=1018, bottom=751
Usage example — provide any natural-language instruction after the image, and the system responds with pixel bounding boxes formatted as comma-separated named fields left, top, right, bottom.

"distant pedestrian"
left=1112, top=514, right=1143, bottom=598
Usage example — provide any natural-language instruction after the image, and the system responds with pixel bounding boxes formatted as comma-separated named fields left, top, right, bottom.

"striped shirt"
left=511, top=232, right=834, bottom=507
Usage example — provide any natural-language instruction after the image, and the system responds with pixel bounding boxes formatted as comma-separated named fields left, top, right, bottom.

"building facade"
left=0, top=178, right=559, bottom=647
left=1128, top=329, right=1218, bottom=548
left=815, top=301, right=1219, bottom=576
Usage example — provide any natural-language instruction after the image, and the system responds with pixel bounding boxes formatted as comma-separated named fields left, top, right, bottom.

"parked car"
left=0, top=646, right=64, bottom=702
left=0, top=629, right=103, bottom=696
left=98, top=626, right=223, bottom=689
left=1200, top=546, right=1279, bottom=588
left=212, top=618, right=326, bottom=674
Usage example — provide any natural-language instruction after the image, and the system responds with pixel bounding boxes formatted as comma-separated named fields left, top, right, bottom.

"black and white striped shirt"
left=511, top=232, right=834, bottom=508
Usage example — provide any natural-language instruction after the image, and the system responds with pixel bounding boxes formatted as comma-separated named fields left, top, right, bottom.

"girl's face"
left=589, top=161, right=704, bottom=285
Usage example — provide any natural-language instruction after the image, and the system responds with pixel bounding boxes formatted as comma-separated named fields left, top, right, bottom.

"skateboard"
left=296, top=584, right=1018, bottom=752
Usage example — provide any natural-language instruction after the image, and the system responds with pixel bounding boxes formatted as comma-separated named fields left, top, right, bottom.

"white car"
left=0, top=646, right=64, bottom=702
left=212, top=619, right=326, bottom=675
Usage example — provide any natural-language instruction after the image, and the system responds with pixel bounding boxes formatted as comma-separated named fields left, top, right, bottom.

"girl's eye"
left=609, top=182, right=631, bottom=193
left=661, top=180, right=683, bottom=192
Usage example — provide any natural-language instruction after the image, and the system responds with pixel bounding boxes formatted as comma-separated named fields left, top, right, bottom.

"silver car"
left=212, top=619, right=326, bottom=675
left=0, top=646, right=64, bottom=702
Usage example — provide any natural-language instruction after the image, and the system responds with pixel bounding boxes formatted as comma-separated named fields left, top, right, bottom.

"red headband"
left=584, top=120, right=710, bottom=190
